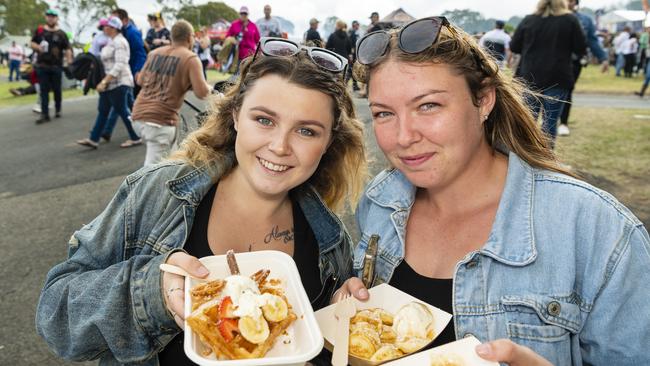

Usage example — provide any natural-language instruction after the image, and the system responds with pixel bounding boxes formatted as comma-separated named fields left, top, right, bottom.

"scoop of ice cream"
left=392, top=302, right=434, bottom=339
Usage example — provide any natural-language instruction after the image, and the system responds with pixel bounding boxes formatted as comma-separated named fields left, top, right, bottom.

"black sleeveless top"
left=388, top=260, right=456, bottom=347
left=159, top=185, right=322, bottom=365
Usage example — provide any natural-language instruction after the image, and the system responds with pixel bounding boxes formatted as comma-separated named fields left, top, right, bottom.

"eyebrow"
left=369, top=89, right=447, bottom=108
left=249, top=106, right=328, bottom=129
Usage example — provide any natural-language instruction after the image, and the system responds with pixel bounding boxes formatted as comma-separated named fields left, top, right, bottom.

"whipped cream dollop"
left=392, top=302, right=434, bottom=339
left=219, top=275, right=278, bottom=319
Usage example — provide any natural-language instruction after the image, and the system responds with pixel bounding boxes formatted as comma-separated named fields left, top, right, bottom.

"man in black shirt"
left=304, top=18, right=322, bottom=47
left=31, top=9, right=72, bottom=124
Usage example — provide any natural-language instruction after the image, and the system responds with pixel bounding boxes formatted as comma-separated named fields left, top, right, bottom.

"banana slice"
left=380, top=324, right=397, bottom=343
left=261, top=294, right=288, bottom=322
left=430, top=352, right=465, bottom=366
left=395, top=336, right=429, bottom=353
left=238, top=315, right=270, bottom=344
left=370, top=344, right=404, bottom=362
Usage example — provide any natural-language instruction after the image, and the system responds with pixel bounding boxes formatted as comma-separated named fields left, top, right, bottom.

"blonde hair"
left=335, top=20, right=346, bottom=31
left=535, top=0, right=571, bottom=17
left=354, top=24, right=575, bottom=178
left=171, top=54, right=367, bottom=211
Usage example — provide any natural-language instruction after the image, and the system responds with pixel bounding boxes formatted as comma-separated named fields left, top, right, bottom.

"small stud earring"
left=483, top=114, right=489, bottom=121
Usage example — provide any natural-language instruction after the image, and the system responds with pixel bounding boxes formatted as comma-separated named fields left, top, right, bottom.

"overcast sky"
left=115, top=0, right=623, bottom=37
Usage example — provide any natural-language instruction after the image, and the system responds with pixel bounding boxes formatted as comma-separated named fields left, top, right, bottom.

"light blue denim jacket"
left=36, top=156, right=353, bottom=365
left=354, top=152, right=650, bottom=365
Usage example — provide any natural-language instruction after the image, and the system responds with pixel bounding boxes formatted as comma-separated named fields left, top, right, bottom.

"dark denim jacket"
left=36, top=157, right=353, bottom=365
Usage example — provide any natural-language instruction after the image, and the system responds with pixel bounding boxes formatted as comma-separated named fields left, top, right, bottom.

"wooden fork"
left=332, top=294, right=356, bottom=366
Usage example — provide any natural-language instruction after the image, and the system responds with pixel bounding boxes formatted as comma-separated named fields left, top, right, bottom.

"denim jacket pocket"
left=501, top=295, right=582, bottom=365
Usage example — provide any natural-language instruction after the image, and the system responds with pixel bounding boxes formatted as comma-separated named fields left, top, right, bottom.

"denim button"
left=464, top=333, right=475, bottom=338
left=547, top=301, right=561, bottom=316
left=466, top=259, right=478, bottom=269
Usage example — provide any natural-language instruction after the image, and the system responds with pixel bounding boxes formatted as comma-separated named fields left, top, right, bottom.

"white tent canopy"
left=599, top=10, right=650, bottom=30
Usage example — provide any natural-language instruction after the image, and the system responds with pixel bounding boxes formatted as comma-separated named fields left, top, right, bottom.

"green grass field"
left=574, top=64, right=645, bottom=95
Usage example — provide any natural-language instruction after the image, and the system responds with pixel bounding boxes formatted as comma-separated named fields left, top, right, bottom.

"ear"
left=478, top=86, right=496, bottom=123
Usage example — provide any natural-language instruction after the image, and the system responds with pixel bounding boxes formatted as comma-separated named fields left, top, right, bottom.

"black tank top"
left=158, top=185, right=322, bottom=365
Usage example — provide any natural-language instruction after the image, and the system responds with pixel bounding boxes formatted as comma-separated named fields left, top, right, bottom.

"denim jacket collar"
left=162, top=154, right=343, bottom=254
left=364, top=152, right=537, bottom=266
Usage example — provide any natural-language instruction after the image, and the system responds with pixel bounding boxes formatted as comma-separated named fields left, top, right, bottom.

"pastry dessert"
left=347, top=302, right=436, bottom=362
left=186, top=251, right=297, bottom=359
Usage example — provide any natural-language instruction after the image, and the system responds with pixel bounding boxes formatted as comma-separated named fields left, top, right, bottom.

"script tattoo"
left=264, top=225, right=294, bottom=244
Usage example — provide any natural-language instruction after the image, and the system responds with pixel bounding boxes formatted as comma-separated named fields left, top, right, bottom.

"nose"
left=268, top=130, right=291, bottom=156
left=396, top=115, right=421, bottom=147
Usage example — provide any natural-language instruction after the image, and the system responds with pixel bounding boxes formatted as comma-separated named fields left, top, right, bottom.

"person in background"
left=75, top=16, right=140, bottom=149
left=637, top=26, right=649, bottom=75
left=613, top=26, right=630, bottom=76
left=510, top=0, right=586, bottom=145
left=145, top=12, right=171, bottom=52
left=257, top=4, right=282, bottom=37
left=226, top=6, right=261, bottom=63
left=30, top=8, right=73, bottom=124
left=368, top=11, right=383, bottom=33
left=133, top=20, right=212, bottom=166
left=88, top=18, right=110, bottom=57
left=558, top=0, right=610, bottom=137
left=304, top=18, right=322, bottom=46
left=8, top=41, right=24, bottom=82
left=478, top=20, right=511, bottom=68
left=36, top=38, right=366, bottom=365
left=193, top=27, right=212, bottom=79
left=348, top=20, right=361, bottom=91
left=340, top=14, right=650, bottom=366
left=101, top=8, right=148, bottom=142
left=622, top=32, right=638, bottom=78
left=326, top=20, right=352, bottom=68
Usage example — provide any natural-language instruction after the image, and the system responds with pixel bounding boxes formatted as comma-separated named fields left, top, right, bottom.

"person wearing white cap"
left=225, top=5, right=260, bottom=63
left=76, top=16, right=141, bottom=149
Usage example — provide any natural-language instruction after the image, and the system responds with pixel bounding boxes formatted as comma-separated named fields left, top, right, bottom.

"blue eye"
left=420, top=103, right=438, bottom=111
left=256, top=117, right=273, bottom=126
left=297, top=127, right=316, bottom=137
left=372, top=111, right=393, bottom=119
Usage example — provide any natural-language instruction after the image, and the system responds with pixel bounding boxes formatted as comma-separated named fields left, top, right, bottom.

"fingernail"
left=196, top=266, right=209, bottom=277
left=475, top=343, right=491, bottom=357
left=358, top=288, right=369, bottom=299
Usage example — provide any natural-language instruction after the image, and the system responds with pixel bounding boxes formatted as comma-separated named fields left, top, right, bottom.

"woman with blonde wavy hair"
left=36, top=38, right=366, bottom=365
left=510, top=0, right=586, bottom=145
left=337, top=16, right=650, bottom=365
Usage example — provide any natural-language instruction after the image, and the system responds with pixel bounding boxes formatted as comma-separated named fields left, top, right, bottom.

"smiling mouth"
left=258, top=157, right=291, bottom=172
left=399, top=153, right=434, bottom=166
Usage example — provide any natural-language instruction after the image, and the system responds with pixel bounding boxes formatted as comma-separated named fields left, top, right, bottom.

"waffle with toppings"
left=186, top=252, right=297, bottom=360
left=348, top=302, right=436, bottom=362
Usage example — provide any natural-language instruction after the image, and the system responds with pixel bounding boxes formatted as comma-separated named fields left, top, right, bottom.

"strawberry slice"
left=217, top=318, right=239, bottom=342
left=219, top=296, right=236, bottom=318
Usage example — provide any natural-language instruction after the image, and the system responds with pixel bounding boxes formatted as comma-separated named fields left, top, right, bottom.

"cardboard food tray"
left=383, top=336, right=499, bottom=366
left=314, top=283, right=453, bottom=366
left=183, top=250, right=324, bottom=366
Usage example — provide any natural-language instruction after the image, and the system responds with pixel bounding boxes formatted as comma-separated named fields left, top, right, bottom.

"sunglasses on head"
left=252, top=37, right=348, bottom=76
left=356, top=16, right=450, bottom=65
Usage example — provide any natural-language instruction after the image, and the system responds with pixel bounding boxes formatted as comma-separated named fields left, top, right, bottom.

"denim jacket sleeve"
left=579, top=224, right=650, bottom=364
left=35, top=178, right=179, bottom=363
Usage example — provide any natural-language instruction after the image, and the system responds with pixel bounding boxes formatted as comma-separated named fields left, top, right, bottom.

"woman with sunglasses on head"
left=336, top=16, right=650, bottom=366
left=36, top=38, right=366, bottom=365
